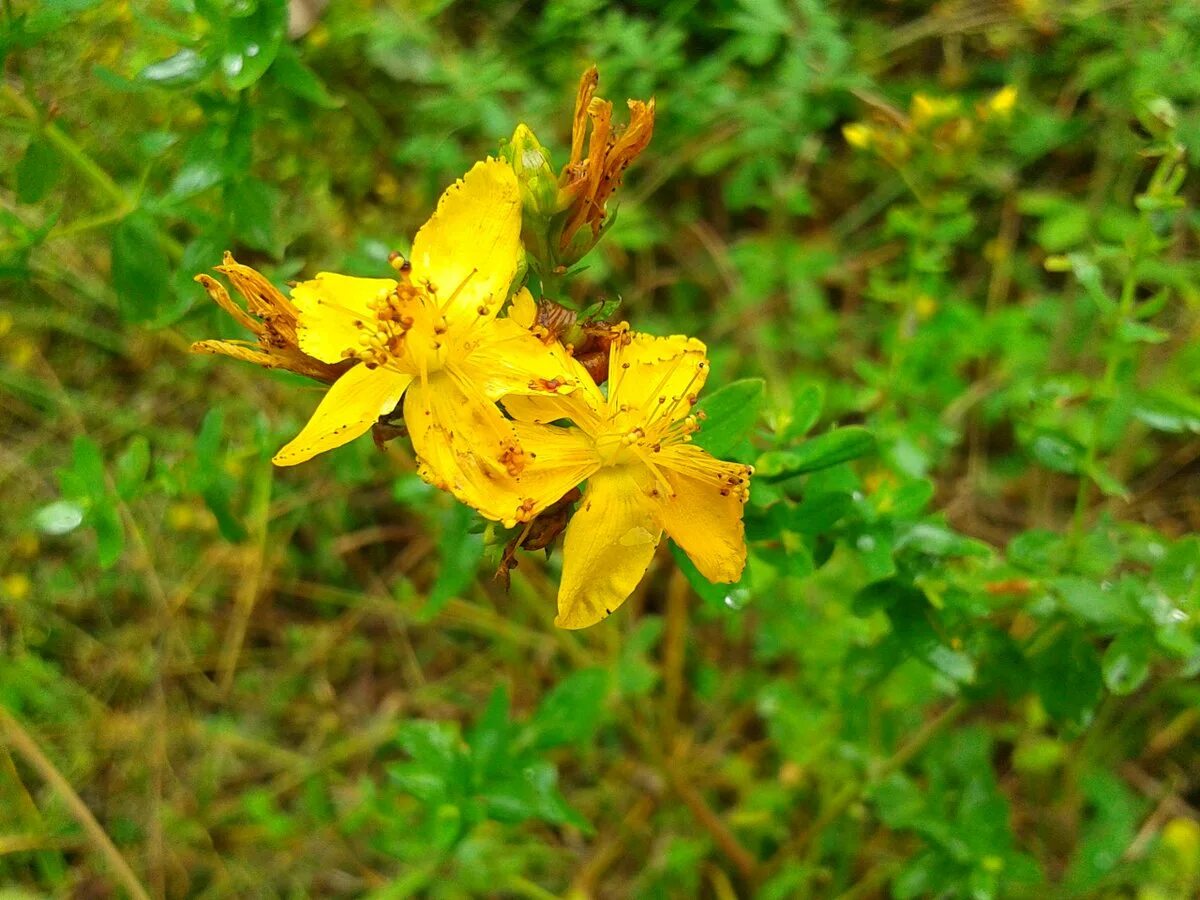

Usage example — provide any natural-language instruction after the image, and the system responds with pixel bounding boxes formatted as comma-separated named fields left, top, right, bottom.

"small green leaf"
left=527, top=668, right=608, bottom=750
left=1051, top=577, right=1139, bottom=629
left=756, top=426, right=875, bottom=480
left=168, top=159, right=225, bottom=201
left=194, top=410, right=247, bottom=542
left=692, top=378, right=765, bottom=457
left=1116, top=320, right=1169, bottom=344
left=115, top=436, right=151, bottom=500
left=221, top=0, right=287, bottom=91
left=171, top=230, right=230, bottom=322
left=1036, top=204, right=1089, bottom=251
left=1032, top=632, right=1103, bottom=729
left=33, top=500, right=84, bottom=535
left=111, top=212, right=171, bottom=323
left=887, top=591, right=975, bottom=684
left=16, top=138, right=60, bottom=204
left=1132, top=393, right=1200, bottom=434
left=1026, top=430, right=1083, bottom=474
left=94, top=502, right=124, bottom=569
left=895, top=522, right=990, bottom=559
left=138, top=48, right=211, bottom=87
left=422, top=503, right=484, bottom=620
left=787, top=383, right=824, bottom=439
left=228, top=176, right=280, bottom=253
left=271, top=45, right=342, bottom=108
left=1101, top=631, right=1151, bottom=695
left=1081, top=461, right=1129, bottom=500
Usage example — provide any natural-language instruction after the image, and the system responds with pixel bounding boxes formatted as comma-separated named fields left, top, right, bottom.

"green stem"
left=3, top=84, right=127, bottom=208
left=1, top=84, right=183, bottom=259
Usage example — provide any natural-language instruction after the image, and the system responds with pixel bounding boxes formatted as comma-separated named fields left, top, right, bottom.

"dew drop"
left=723, top=588, right=750, bottom=610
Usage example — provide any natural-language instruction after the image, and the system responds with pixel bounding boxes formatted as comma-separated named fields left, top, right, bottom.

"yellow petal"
left=655, top=444, right=750, bottom=583
left=500, top=351, right=605, bottom=429
left=409, top=158, right=522, bottom=327
left=456, top=317, right=578, bottom=400
left=556, top=467, right=662, bottom=629
left=405, top=374, right=573, bottom=526
left=511, top=420, right=600, bottom=509
left=292, top=273, right=397, bottom=364
left=273, top=364, right=412, bottom=467
left=608, top=331, right=709, bottom=425
left=508, top=287, right=536, bottom=329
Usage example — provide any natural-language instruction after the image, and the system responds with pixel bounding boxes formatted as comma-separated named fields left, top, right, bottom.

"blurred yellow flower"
left=983, top=85, right=1018, bottom=119
left=273, top=159, right=580, bottom=526
left=504, top=330, right=751, bottom=628
left=842, top=122, right=874, bottom=149
left=911, top=93, right=961, bottom=127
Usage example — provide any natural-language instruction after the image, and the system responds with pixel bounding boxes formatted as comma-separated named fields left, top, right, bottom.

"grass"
left=3, top=0, right=1200, bottom=897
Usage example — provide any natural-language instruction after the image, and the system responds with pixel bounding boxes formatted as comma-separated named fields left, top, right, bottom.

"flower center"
left=345, top=283, right=452, bottom=375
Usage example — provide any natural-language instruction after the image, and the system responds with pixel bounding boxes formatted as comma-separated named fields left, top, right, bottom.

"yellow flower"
left=503, top=329, right=751, bottom=629
left=272, top=158, right=581, bottom=527
left=191, top=253, right=352, bottom=384
left=981, top=85, right=1018, bottom=119
left=910, top=93, right=961, bottom=128
left=842, top=122, right=874, bottom=150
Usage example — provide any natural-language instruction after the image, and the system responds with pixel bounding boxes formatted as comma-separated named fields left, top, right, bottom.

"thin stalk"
left=0, top=707, right=153, bottom=900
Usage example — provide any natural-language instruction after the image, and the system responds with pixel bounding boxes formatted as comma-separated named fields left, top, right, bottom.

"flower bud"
left=502, top=124, right=561, bottom=272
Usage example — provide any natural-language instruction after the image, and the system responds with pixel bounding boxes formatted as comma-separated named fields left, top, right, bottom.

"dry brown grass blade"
left=0, top=707, right=153, bottom=900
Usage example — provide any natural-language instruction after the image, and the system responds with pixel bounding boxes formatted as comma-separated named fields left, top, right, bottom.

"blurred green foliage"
left=3, top=0, right=1200, bottom=897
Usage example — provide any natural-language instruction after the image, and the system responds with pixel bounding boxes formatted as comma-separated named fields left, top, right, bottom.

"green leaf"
left=1026, top=430, right=1083, bottom=474
left=33, top=500, right=84, bottom=535
left=1081, top=461, right=1129, bottom=500
left=467, top=684, right=513, bottom=778
left=1132, top=393, right=1200, bottom=434
left=787, top=383, right=824, bottom=439
left=755, top=426, right=875, bottom=480
left=171, top=230, right=230, bottom=322
left=138, top=48, right=211, bottom=87
left=1101, top=631, right=1151, bottom=695
left=194, top=410, right=247, bottom=543
left=271, top=45, right=342, bottom=108
left=692, top=377, right=765, bottom=457
left=887, top=591, right=975, bottom=684
left=1116, top=320, right=1169, bottom=344
left=228, top=176, right=279, bottom=253
left=221, top=0, right=287, bottom=91
left=168, top=159, right=225, bottom=201
left=1051, top=577, right=1139, bottom=629
left=114, top=436, right=151, bottom=500
left=111, top=212, right=171, bottom=323
left=422, top=503, right=483, bottom=620
left=895, top=522, right=990, bottom=559
left=1065, top=772, right=1142, bottom=891
left=527, top=668, right=608, bottom=750
left=1036, top=203, right=1089, bottom=251
left=16, top=138, right=60, bottom=204
left=1032, top=632, right=1103, bottom=729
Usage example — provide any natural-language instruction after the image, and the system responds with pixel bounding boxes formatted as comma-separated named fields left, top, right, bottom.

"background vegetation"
left=3, top=0, right=1200, bottom=897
